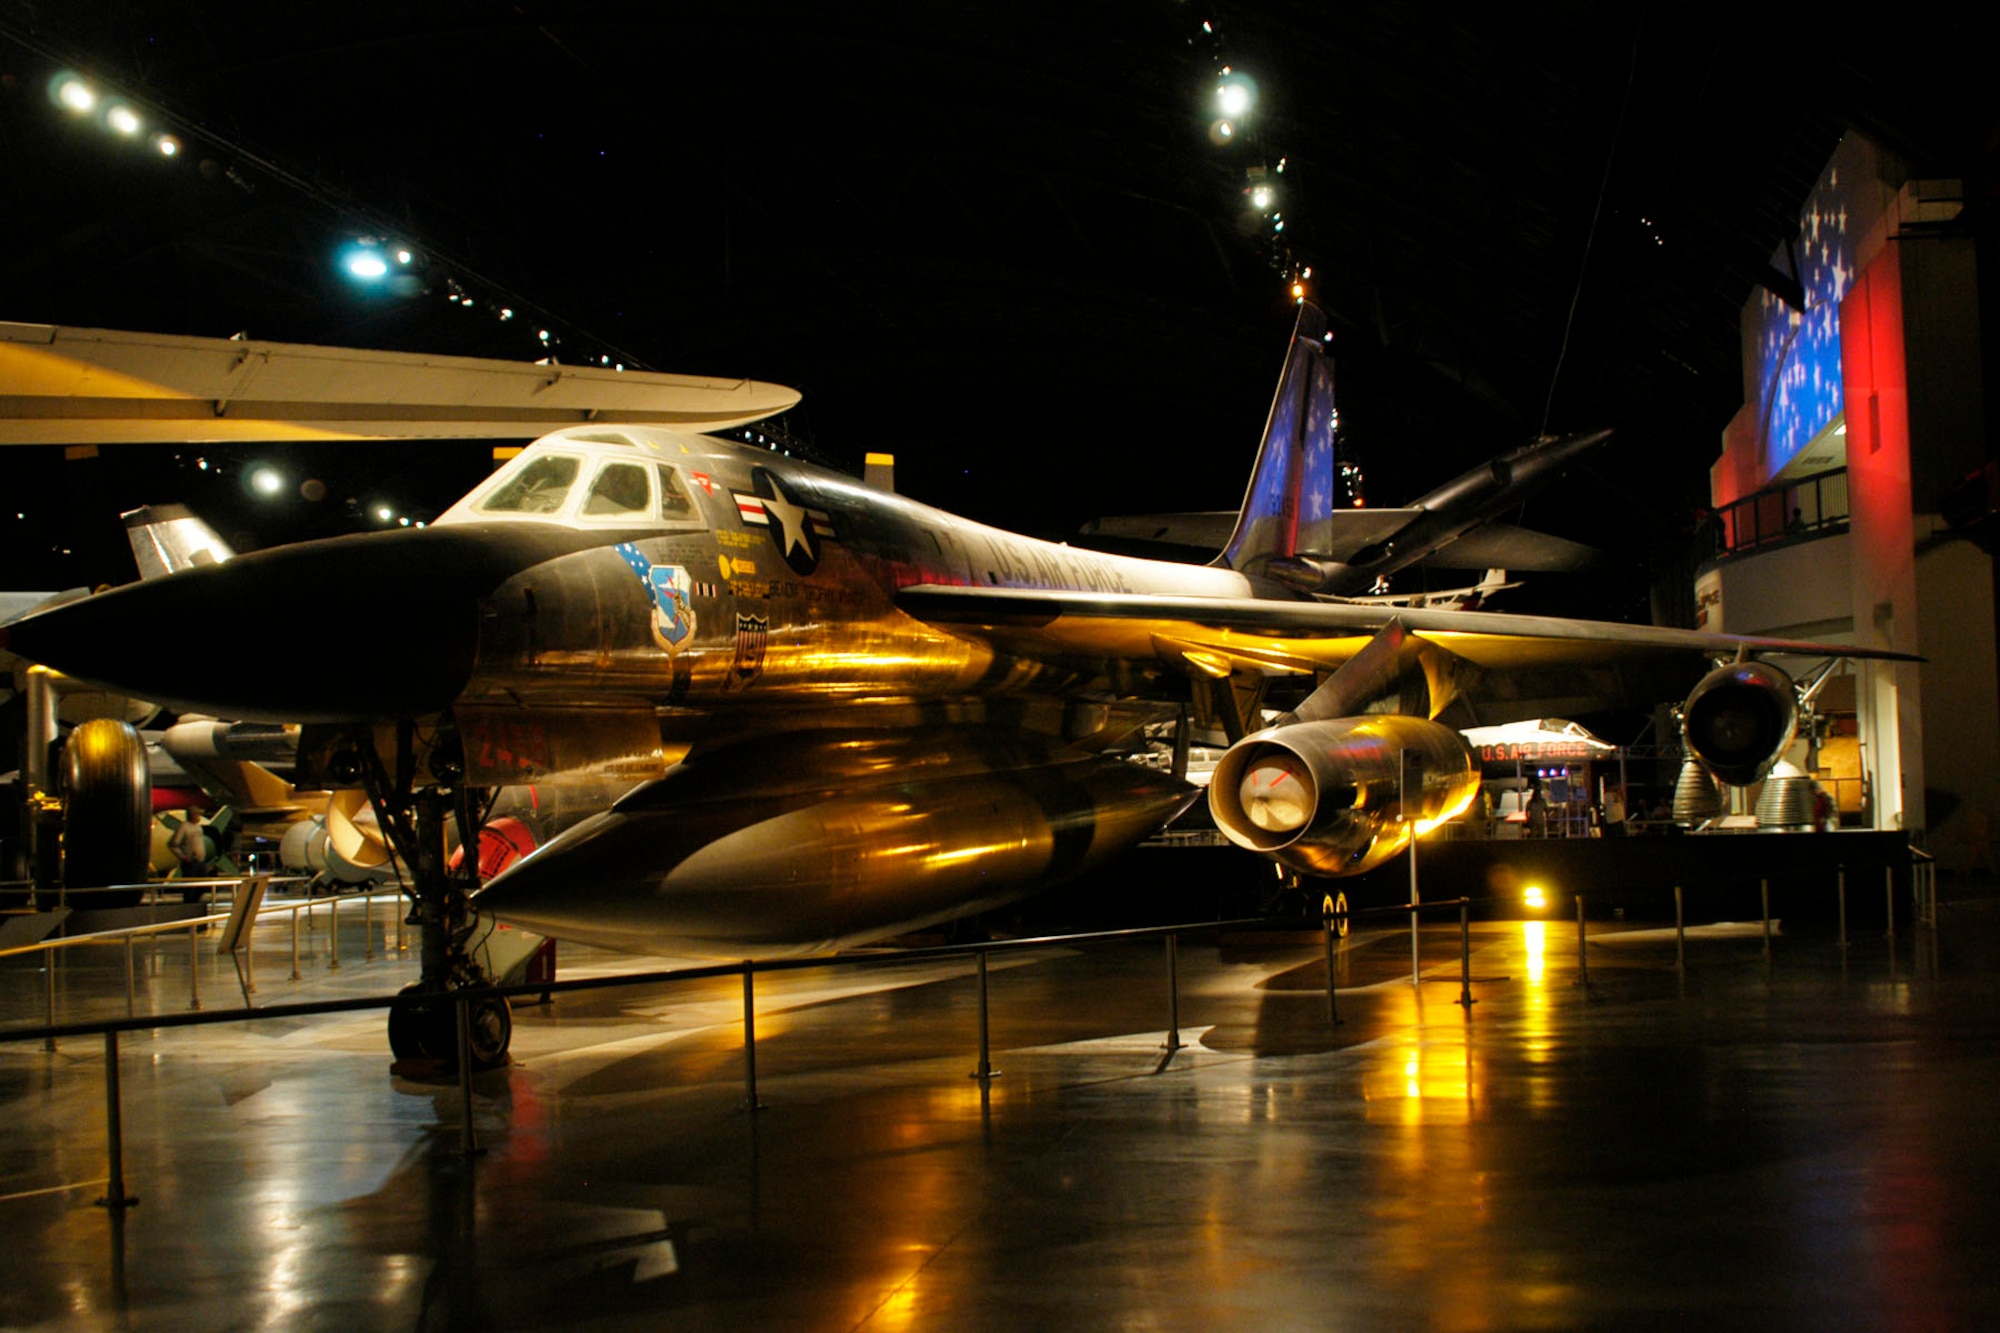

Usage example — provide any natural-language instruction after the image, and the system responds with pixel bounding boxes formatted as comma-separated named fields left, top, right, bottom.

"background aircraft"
left=1078, top=431, right=1604, bottom=597
left=1, top=306, right=1899, bottom=1069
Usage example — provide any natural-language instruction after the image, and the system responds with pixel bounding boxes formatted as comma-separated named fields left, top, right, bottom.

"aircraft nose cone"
left=3, top=526, right=523, bottom=722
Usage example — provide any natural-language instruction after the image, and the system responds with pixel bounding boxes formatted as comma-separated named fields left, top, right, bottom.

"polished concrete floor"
left=2, top=883, right=1997, bottom=1330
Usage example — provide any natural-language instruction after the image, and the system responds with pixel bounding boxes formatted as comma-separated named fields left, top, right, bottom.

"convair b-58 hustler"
left=2, top=304, right=1906, bottom=1067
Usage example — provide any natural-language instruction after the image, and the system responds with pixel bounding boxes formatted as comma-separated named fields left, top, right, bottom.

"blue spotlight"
left=340, top=243, right=390, bottom=282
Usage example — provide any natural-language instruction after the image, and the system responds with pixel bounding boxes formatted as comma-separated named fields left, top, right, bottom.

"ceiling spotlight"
left=249, top=466, right=283, bottom=496
left=395, top=248, right=414, bottom=265
left=375, top=505, right=393, bottom=522
left=1250, top=185, right=1274, bottom=211
left=154, top=133, right=181, bottom=157
left=52, top=74, right=96, bottom=113
left=499, top=308, right=515, bottom=320
left=1209, top=120, right=1235, bottom=144
left=106, top=105, right=142, bottom=136
left=346, top=251, right=389, bottom=279
left=1216, top=82, right=1252, bottom=119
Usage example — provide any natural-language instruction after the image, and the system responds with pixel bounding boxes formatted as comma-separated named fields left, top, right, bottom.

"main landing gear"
left=336, top=719, right=512, bottom=1073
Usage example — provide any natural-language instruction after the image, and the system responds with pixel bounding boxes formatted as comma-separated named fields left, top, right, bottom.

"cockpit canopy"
left=435, top=427, right=712, bottom=529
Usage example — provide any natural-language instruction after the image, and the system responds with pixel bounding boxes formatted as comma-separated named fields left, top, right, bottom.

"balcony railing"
left=1713, top=467, right=1848, bottom=557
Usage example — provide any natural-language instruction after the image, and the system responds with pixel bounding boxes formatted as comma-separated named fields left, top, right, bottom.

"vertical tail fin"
left=1215, top=304, right=1336, bottom=577
left=123, top=504, right=235, bottom=581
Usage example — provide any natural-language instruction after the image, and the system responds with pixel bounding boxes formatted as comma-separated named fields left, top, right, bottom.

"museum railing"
left=0, top=855, right=1934, bottom=1215
left=1711, top=466, right=1849, bottom=558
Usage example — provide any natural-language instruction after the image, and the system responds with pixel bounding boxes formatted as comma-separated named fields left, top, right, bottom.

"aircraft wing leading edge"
left=893, top=584, right=1914, bottom=667
left=0, top=321, right=802, bottom=444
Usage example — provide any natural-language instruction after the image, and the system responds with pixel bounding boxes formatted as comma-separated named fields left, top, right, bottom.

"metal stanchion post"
left=455, top=994, right=482, bottom=1157
left=290, top=907, right=302, bottom=981
left=1323, top=908, right=1341, bottom=1026
left=1574, top=895, right=1588, bottom=989
left=741, top=964, right=765, bottom=1110
left=1410, top=895, right=1422, bottom=986
left=96, top=1031, right=136, bottom=1211
left=1761, top=878, right=1772, bottom=959
left=1164, top=934, right=1183, bottom=1053
left=188, top=923, right=201, bottom=1010
left=1674, top=885, right=1685, bottom=974
left=1405, top=750, right=1420, bottom=985
left=972, top=951, right=999, bottom=1080
left=328, top=895, right=340, bottom=971
left=1837, top=866, right=1849, bottom=950
left=1457, top=899, right=1474, bottom=1009
left=1885, top=865, right=1895, bottom=945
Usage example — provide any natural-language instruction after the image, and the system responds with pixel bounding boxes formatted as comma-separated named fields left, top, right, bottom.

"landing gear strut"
left=346, top=719, right=512, bottom=1073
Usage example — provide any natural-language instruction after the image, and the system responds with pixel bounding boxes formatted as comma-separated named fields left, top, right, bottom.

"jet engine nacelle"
left=474, top=729, right=1199, bottom=955
left=1208, top=715, right=1480, bottom=877
left=1680, top=660, right=1797, bottom=787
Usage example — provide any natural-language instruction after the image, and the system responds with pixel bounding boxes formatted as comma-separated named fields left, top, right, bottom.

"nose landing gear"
left=342, top=719, right=515, bottom=1075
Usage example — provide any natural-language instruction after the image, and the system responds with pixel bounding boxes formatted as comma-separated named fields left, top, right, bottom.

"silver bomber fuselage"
left=440, top=426, right=1265, bottom=731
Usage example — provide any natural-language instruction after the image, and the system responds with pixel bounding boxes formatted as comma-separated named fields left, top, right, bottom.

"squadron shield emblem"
left=615, top=543, right=697, bottom=653
left=725, top=613, right=769, bottom=693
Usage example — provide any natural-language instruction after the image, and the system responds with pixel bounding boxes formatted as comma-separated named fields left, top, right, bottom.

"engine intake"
left=1681, top=660, right=1797, bottom=786
left=1208, top=715, right=1479, bottom=877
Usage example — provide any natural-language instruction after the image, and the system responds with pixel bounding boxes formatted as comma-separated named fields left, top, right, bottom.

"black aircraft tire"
left=63, top=719, right=151, bottom=905
left=388, top=984, right=446, bottom=1062
left=388, top=984, right=513, bottom=1070
left=467, top=996, right=513, bottom=1070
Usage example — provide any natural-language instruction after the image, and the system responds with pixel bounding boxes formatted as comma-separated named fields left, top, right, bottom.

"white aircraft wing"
left=0, top=321, right=800, bottom=444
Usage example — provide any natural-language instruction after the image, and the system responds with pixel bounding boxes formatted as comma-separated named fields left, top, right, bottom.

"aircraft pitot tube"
left=1206, top=715, right=1480, bottom=876
left=1679, top=660, right=1798, bottom=787
left=471, top=727, right=1199, bottom=955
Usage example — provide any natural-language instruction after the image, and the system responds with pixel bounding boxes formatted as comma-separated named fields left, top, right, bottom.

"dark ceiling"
left=1, top=1, right=1993, bottom=612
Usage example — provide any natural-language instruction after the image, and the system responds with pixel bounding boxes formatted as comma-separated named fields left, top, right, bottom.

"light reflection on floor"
left=1, top=897, right=1996, bottom=1329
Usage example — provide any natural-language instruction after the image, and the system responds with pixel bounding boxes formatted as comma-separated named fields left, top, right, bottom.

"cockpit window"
left=580, top=461, right=652, bottom=516
left=478, top=454, right=581, bottom=514
left=657, top=465, right=694, bottom=520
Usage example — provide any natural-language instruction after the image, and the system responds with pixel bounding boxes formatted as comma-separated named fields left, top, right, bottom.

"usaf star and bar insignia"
left=733, top=468, right=836, bottom=575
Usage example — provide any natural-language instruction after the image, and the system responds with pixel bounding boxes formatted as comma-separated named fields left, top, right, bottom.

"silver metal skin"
left=479, top=728, right=1197, bottom=954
